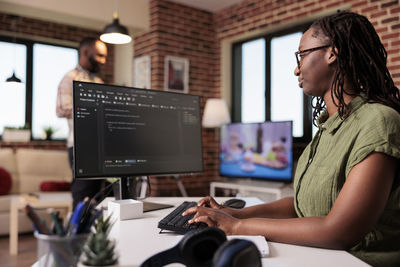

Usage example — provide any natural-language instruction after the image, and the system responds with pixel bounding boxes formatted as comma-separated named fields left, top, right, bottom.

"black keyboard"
left=158, top=201, right=207, bottom=234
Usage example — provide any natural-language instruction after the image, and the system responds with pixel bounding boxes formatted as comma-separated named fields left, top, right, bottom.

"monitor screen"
left=73, top=81, right=203, bottom=179
left=219, top=121, right=293, bottom=182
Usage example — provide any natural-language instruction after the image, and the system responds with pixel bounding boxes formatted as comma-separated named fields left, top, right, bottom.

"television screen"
left=219, top=121, right=293, bottom=182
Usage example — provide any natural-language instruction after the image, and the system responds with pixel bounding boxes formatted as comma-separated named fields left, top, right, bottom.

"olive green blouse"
left=293, top=96, right=400, bottom=267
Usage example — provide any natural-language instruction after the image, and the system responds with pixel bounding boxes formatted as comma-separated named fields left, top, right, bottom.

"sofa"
left=0, top=148, right=72, bottom=235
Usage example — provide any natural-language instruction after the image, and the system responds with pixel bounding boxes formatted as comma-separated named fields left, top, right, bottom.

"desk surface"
left=106, top=197, right=369, bottom=267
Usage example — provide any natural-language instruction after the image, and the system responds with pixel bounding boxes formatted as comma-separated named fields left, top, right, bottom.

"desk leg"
left=210, top=184, right=216, bottom=197
left=9, top=204, right=19, bottom=255
left=67, top=202, right=73, bottom=214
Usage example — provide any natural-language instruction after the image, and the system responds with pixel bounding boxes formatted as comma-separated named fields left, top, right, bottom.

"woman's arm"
left=229, top=197, right=297, bottom=219
left=186, top=152, right=397, bottom=249
left=191, top=195, right=297, bottom=219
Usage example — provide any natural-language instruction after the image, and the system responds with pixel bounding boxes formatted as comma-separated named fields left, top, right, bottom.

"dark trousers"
left=68, top=147, right=102, bottom=210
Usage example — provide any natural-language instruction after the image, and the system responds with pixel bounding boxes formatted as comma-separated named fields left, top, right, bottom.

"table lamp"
left=202, top=98, right=231, bottom=128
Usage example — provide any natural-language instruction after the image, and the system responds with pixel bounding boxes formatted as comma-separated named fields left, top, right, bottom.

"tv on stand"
left=219, top=121, right=293, bottom=187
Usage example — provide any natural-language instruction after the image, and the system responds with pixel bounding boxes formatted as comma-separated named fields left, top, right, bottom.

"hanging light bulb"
left=100, top=0, right=131, bottom=44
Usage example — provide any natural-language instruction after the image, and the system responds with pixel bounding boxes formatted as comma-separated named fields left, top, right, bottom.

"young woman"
left=183, top=11, right=400, bottom=267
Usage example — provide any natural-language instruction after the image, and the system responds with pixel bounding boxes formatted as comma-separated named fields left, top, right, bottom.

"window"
left=232, top=25, right=313, bottom=143
left=241, top=39, right=266, bottom=123
left=32, top=44, right=78, bottom=139
left=0, top=41, right=27, bottom=132
left=0, top=36, right=78, bottom=140
left=271, top=32, right=304, bottom=137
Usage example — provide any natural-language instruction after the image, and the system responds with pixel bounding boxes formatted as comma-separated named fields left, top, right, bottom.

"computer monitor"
left=72, top=81, right=203, bottom=207
left=219, top=121, right=293, bottom=183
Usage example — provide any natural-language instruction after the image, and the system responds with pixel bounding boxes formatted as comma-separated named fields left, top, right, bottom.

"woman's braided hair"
left=310, top=11, right=400, bottom=125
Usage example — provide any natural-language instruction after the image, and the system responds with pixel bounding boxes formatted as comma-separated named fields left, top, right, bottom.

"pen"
left=24, top=204, right=51, bottom=235
left=66, top=200, right=86, bottom=235
left=78, top=197, right=91, bottom=230
left=47, top=208, right=58, bottom=234
left=82, top=208, right=103, bottom=233
left=63, top=211, right=72, bottom=234
left=49, top=210, right=65, bottom=236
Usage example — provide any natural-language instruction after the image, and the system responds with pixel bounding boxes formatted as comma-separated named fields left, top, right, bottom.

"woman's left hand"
left=184, top=205, right=240, bottom=235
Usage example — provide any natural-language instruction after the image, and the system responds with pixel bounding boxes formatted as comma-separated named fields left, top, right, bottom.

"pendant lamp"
left=6, top=72, right=21, bottom=83
left=6, top=16, right=23, bottom=84
left=100, top=0, right=131, bottom=44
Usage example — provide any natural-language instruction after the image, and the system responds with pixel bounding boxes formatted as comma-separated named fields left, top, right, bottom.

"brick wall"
left=134, top=0, right=400, bottom=196
left=0, top=12, right=114, bottom=83
left=214, top=0, right=400, bottom=84
left=134, top=0, right=218, bottom=196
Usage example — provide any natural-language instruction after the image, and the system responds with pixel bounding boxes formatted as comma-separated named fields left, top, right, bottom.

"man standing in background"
left=56, top=37, right=108, bottom=209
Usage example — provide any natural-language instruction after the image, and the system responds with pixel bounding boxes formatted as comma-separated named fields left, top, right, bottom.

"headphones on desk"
left=140, top=227, right=261, bottom=267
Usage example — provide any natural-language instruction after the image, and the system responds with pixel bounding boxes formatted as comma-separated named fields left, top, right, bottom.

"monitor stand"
left=173, top=175, right=188, bottom=197
left=117, top=176, right=173, bottom=212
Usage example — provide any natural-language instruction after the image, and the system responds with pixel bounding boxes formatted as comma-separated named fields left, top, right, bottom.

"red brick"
left=361, top=5, right=379, bottom=13
left=382, top=32, right=400, bottom=40
left=390, top=6, right=400, bottom=14
left=371, top=10, right=388, bottom=19
left=391, top=40, right=400, bottom=46
left=382, top=16, right=399, bottom=24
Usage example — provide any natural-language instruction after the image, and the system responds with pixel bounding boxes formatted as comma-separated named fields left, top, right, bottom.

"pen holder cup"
left=35, top=231, right=89, bottom=267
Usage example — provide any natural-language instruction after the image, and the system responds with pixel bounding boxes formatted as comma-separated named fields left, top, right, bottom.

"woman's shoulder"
left=345, top=101, right=400, bottom=172
left=357, top=101, right=400, bottom=126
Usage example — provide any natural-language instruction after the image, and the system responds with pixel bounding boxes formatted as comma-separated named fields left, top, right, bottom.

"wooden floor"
left=0, top=233, right=37, bottom=267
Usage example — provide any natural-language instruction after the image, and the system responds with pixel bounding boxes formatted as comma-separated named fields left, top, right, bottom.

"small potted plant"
left=79, top=213, right=119, bottom=266
left=43, top=126, right=56, bottom=140
left=2, top=124, right=31, bottom=142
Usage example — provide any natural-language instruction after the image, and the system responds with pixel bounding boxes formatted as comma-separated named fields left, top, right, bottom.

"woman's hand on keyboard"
left=182, top=205, right=240, bottom=235
left=197, top=196, right=223, bottom=209
left=195, top=196, right=239, bottom=217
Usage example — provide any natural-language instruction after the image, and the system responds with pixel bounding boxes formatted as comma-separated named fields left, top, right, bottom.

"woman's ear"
left=327, top=47, right=337, bottom=65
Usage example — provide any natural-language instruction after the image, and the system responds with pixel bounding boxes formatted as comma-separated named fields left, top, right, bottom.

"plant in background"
left=4, top=123, right=30, bottom=130
left=43, top=126, right=56, bottom=140
left=81, top=213, right=119, bottom=266
left=2, top=123, right=31, bottom=142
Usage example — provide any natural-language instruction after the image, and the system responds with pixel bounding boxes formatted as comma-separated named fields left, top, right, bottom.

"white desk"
left=107, top=197, right=369, bottom=267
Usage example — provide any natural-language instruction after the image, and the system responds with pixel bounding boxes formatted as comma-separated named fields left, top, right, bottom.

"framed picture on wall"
left=164, top=56, right=189, bottom=93
left=134, top=55, right=151, bottom=89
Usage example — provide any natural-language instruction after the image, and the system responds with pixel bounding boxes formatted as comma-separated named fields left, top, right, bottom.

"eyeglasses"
left=295, top=45, right=330, bottom=69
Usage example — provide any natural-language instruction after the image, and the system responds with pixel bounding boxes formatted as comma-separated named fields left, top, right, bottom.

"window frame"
left=232, top=23, right=313, bottom=143
left=0, top=35, right=78, bottom=141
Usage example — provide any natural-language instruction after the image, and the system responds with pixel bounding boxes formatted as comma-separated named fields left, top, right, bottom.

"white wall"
left=114, top=42, right=134, bottom=86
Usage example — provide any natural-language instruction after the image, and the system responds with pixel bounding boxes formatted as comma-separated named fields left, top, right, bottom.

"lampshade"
left=6, top=71, right=22, bottom=83
left=202, top=98, right=231, bottom=128
left=100, top=12, right=132, bottom=44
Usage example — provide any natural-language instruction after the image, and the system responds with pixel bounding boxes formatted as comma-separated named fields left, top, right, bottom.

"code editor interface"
left=73, top=81, right=203, bottom=178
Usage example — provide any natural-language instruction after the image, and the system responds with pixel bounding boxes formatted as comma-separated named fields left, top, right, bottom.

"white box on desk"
left=108, top=199, right=143, bottom=220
